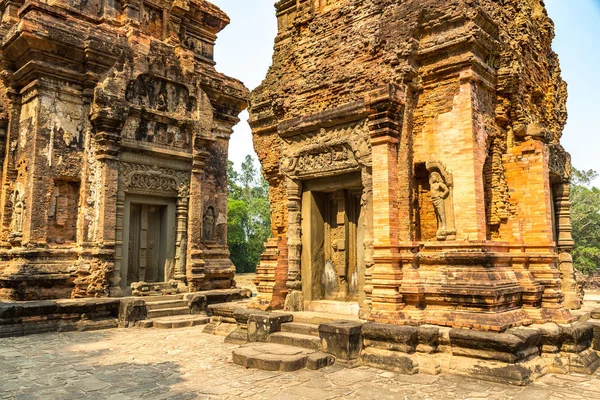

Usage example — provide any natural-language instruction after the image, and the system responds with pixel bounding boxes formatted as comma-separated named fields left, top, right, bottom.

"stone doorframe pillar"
left=284, top=178, right=303, bottom=307
left=111, top=155, right=191, bottom=295
left=365, top=85, right=406, bottom=322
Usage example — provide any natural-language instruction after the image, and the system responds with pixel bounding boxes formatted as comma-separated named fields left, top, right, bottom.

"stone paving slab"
left=0, top=326, right=599, bottom=399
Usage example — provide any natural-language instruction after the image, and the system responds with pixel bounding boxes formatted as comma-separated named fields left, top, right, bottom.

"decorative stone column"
left=186, top=146, right=210, bottom=291
left=359, top=167, right=374, bottom=318
left=284, top=178, right=303, bottom=310
left=174, top=196, right=189, bottom=283
left=553, top=183, right=581, bottom=309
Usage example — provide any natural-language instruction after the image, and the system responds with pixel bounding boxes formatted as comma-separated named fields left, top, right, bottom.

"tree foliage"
left=571, top=168, right=600, bottom=274
left=227, top=155, right=271, bottom=273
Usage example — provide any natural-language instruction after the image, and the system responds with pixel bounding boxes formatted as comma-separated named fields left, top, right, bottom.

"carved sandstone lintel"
left=280, top=121, right=370, bottom=179
left=118, top=161, right=190, bottom=198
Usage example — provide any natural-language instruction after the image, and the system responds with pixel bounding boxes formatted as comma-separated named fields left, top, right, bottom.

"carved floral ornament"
left=118, top=162, right=190, bottom=197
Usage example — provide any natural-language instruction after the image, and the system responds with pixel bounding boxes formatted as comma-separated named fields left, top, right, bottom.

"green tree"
left=571, top=168, right=600, bottom=274
left=227, top=155, right=271, bottom=273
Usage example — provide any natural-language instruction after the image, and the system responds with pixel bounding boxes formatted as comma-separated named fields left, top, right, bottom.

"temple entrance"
left=301, top=174, right=364, bottom=315
left=127, top=204, right=167, bottom=284
left=121, top=196, right=177, bottom=293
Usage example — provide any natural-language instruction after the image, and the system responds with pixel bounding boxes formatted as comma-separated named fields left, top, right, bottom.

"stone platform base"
left=0, top=298, right=120, bottom=338
left=0, top=288, right=252, bottom=337
left=361, top=321, right=600, bottom=386
left=207, top=302, right=600, bottom=386
left=136, top=314, right=211, bottom=329
left=0, top=250, right=80, bottom=301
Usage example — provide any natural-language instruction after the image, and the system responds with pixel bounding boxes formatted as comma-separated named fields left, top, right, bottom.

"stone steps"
left=137, top=314, right=210, bottom=329
left=142, top=294, right=184, bottom=303
left=280, top=322, right=320, bottom=337
left=233, top=343, right=334, bottom=372
left=268, top=331, right=322, bottom=351
left=147, top=307, right=190, bottom=319
left=145, top=299, right=188, bottom=310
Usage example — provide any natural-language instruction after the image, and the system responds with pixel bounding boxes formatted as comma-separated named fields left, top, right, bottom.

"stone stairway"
left=268, top=322, right=322, bottom=350
left=146, top=296, right=190, bottom=319
left=136, top=294, right=210, bottom=329
left=233, top=320, right=335, bottom=372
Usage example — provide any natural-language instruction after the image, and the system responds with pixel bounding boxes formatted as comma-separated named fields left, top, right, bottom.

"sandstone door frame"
left=120, top=194, right=177, bottom=293
left=300, top=172, right=365, bottom=305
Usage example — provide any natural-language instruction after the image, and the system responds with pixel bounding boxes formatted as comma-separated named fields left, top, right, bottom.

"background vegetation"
left=571, top=168, right=600, bottom=274
left=227, top=155, right=271, bottom=273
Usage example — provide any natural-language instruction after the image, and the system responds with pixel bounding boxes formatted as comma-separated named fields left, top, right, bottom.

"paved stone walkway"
left=1, top=327, right=599, bottom=400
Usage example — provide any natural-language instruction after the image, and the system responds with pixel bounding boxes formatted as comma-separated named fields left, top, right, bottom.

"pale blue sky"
left=211, top=0, right=600, bottom=186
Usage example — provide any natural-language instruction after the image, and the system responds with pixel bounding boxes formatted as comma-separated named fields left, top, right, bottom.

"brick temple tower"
left=249, top=0, right=580, bottom=332
left=0, top=0, right=247, bottom=299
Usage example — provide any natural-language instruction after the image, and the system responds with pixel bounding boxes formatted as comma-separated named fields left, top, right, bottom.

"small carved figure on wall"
left=157, top=91, right=168, bottom=112
left=10, top=187, right=24, bottom=238
left=203, top=206, right=216, bottom=241
left=185, top=36, right=195, bottom=51
left=430, top=171, right=450, bottom=240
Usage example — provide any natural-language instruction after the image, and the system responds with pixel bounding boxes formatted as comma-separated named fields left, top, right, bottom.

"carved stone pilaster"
left=283, top=178, right=303, bottom=311
left=187, top=147, right=210, bottom=289
left=286, top=178, right=302, bottom=290
left=359, top=167, right=374, bottom=318
left=553, top=183, right=581, bottom=310
left=174, top=196, right=189, bottom=282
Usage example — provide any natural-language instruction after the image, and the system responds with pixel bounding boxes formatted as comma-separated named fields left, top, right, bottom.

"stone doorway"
left=121, top=196, right=176, bottom=294
left=301, top=174, right=364, bottom=314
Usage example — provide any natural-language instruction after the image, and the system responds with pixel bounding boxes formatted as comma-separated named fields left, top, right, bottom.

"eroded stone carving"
left=280, top=122, right=370, bottom=179
left=119, top=162, right=190, bottom=197
left=125, top=75, right=197, bottom=115
left=429, top=172, right=450, bottom=240
left=202, top=206, right=216, bottom=242
left=426, top=162, right=456, bottom=241
left=9, top=185, right=24, bottom=239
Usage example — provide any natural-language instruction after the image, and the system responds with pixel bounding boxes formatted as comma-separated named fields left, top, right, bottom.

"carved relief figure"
left=430, top=171, right=450, bottom=240
left=10, top=187, right=24, bottom=236
left=203, top=206, right=216, bottom=241
left=125, top=75, right=196, bottom=115
left=156, top=91, right=168, bottom=112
